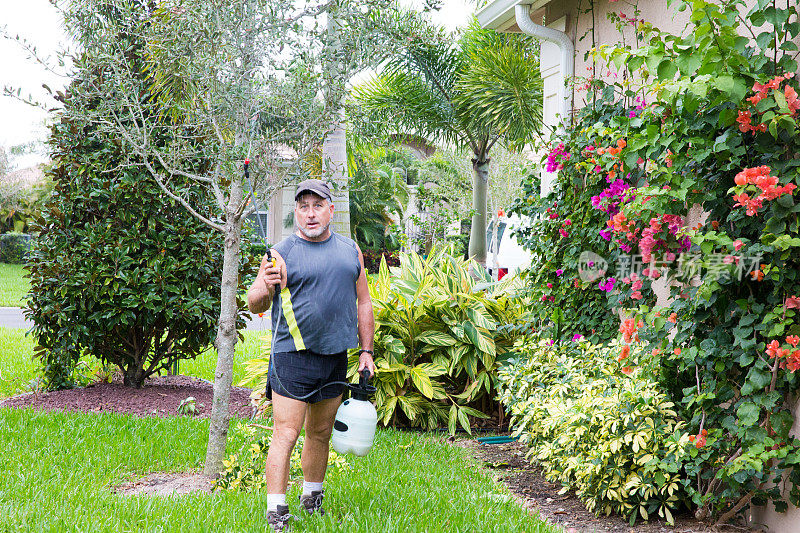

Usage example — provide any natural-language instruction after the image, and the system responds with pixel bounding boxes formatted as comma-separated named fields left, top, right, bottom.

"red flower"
left=787, top=335, right=800, bottom=348
left=618, top=345, right=630, bottom=361
left=667, top=312, right=677, bottom=323
left=786, top=85, right=800, bottom=114
left=621, top=366, right=633, bottom=375
left=766, top=340, right=782, bottom=358
left=733, top=239, right=744, bottom=251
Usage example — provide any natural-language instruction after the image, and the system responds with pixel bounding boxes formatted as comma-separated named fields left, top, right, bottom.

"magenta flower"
left=555, top=268, right=564, bottom=276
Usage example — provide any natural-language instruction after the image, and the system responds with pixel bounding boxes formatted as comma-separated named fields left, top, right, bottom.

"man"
left=247, top=178, right=376, bottom=531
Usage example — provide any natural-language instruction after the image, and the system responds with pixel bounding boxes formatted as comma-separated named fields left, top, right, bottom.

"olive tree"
left=56, top=0, right=395, bottom=476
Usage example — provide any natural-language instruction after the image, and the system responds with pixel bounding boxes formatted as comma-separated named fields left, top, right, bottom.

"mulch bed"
left=0, top=375, right=254, bottom=419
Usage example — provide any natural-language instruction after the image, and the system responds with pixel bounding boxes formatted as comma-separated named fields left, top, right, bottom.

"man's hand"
left=357, top=350, right=376, bottom=378
left=247, top=250, right=286, bottom=313
left=261, top=253, right=286, bottom=290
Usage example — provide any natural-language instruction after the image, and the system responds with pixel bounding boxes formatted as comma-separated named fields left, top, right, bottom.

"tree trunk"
left=322, top=4, right=351, bottom=238
left=468, top=157, right=490, bottom=266
left=203, top=213, right=242, bottom=477
left=323, top=114, right=350, bottom=237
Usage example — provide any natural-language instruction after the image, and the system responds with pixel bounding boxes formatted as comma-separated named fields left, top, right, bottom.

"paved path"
left=0, top=307, right=271, bottom=332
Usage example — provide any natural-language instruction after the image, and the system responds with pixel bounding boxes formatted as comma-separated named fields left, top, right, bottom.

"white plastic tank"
left=331, top=377, right=378, bottom=457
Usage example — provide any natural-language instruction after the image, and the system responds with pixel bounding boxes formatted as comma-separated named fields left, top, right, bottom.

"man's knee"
left=305, top=420, right=334, bottom=444
left=272, top=424, right=302, bottom=451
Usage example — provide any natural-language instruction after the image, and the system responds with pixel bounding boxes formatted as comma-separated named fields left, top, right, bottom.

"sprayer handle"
left=359, top=369, right=371, bottom=388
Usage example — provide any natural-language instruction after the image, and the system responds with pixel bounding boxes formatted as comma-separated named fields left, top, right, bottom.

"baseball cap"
left=294, top=179, right=332, bottom=202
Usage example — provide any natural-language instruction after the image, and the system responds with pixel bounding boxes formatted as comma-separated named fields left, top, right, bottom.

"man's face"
left=295, top=193, right=334, bottom=240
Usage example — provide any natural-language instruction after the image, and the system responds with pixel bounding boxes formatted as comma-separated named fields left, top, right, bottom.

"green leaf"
left=448, top=404, right=458, bottom=435
left=467, top=307, right=497, bottom=330
left=657, top=59, right=678, bottom=80
left=737, top=402, right=760, bottom=426
left=410, top=365, right=435, bottom=399
left=416, top=330, right=457, bottom=346
left=457, top=406, right=472, bottom=435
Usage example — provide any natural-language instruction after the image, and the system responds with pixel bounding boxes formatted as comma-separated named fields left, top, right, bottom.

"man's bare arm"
left=355, top=246, right=376, bottom=376
left=247, top=250, right=286, bottom=314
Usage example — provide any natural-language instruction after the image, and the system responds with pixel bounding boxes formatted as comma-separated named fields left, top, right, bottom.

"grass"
left=0, top=408, right=558, bottom=532
left=0, top=262, right=29, bottom=307
left=0, top=327, right=40, bottom=398
left=181, top=329, right=270, bottom=387
left=0, top=325, right=557, bottom=531
left=0, top=327, right=269, bottom=399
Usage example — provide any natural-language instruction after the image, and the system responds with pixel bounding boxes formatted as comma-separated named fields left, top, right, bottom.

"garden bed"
left=0, top=374, right=254, bottom=419
left=457, top=439, right=735, bottom=533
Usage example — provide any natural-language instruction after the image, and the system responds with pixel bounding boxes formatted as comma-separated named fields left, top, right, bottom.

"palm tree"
left=353, top=19, right=542, bottom=264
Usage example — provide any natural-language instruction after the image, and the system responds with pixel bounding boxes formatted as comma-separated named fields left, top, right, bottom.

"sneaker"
left=267, top=504, right=294, bottom=531
left=299, top=489, right=325, bottom=516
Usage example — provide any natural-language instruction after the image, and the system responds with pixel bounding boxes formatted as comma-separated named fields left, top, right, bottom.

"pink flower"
left=559, top=229, right=569, bottom=238
left=631, top=291, right=643, bottom=300
left=555, top=268, right=564, bottom=276
left=733, top=239, right=744, bottom=251
left=547, top=282, right=553, bottom=288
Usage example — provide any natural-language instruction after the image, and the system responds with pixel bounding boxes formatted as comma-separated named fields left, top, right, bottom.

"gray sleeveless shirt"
left=270, top=232, right=360, bottom=354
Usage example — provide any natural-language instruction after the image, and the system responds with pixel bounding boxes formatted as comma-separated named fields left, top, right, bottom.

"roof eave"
left=476, top=0, right=552, bottom=31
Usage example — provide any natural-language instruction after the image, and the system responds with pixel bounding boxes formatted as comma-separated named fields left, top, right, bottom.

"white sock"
left=267, top=493, right=286, bottom=512
left=302, top=481, right=324, bottom=496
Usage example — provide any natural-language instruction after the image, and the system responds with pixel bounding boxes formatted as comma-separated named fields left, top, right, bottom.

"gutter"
left=514, top=4, right=574, bottom=126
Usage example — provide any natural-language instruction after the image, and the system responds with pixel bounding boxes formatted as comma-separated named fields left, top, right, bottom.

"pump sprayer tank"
left=331, top=370, right=377, bottom=457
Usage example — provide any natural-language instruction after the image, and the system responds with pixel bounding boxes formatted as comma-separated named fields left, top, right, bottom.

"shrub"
left=25, top=28, right=249, bottom=389
left=509, top=95, right=659, bottom=345
left=497, top=339, right=690, bottom=525
left=561, top=0, right=800, bottom=523
left=354, top=246, right=530, bottom=433
left=0, top=233, right=31, bottom=264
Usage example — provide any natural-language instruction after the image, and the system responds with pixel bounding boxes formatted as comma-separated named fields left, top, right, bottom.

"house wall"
left=268, top=186, right=297, bottom=245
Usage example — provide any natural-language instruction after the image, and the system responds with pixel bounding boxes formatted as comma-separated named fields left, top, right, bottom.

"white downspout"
left=514, top=4, right=574, bottom=126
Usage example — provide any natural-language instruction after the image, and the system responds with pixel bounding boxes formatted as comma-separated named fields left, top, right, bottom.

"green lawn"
left=0, top=408, right=557, bottom=532
left=181, top=329, right=270, bottom=386
left=0, top=327, right=269, bottom=399
left=0, top=327, right=40, bottom=398
left=0, top=262, right=29, bottom=307
left=0, top=326, right=557, bottom=532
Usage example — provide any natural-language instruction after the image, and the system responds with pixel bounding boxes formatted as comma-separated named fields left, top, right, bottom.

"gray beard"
left=298, top=221, right=330, bottom=239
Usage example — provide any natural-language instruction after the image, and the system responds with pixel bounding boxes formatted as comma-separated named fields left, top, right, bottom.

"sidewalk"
left=0, top=307, right=271, bottom=332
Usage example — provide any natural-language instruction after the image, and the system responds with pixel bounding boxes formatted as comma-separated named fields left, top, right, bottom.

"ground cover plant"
left=520, top=0, right=800, bottom=525
left=0, top=406, right=558, bottom=532
left=0, top=262, right=28, bottom=307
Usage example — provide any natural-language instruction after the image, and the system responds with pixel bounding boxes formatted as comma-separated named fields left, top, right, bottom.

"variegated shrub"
left=354, top=246, right=529, bottom=434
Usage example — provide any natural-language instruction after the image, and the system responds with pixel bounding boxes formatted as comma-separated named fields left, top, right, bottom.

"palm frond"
left=455, top=41, right=543, bottom=148
left=353, top=71, right=463, bottom=147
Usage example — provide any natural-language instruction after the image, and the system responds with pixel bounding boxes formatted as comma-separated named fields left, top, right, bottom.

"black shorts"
left=266, top=350, right=348, bottom=404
